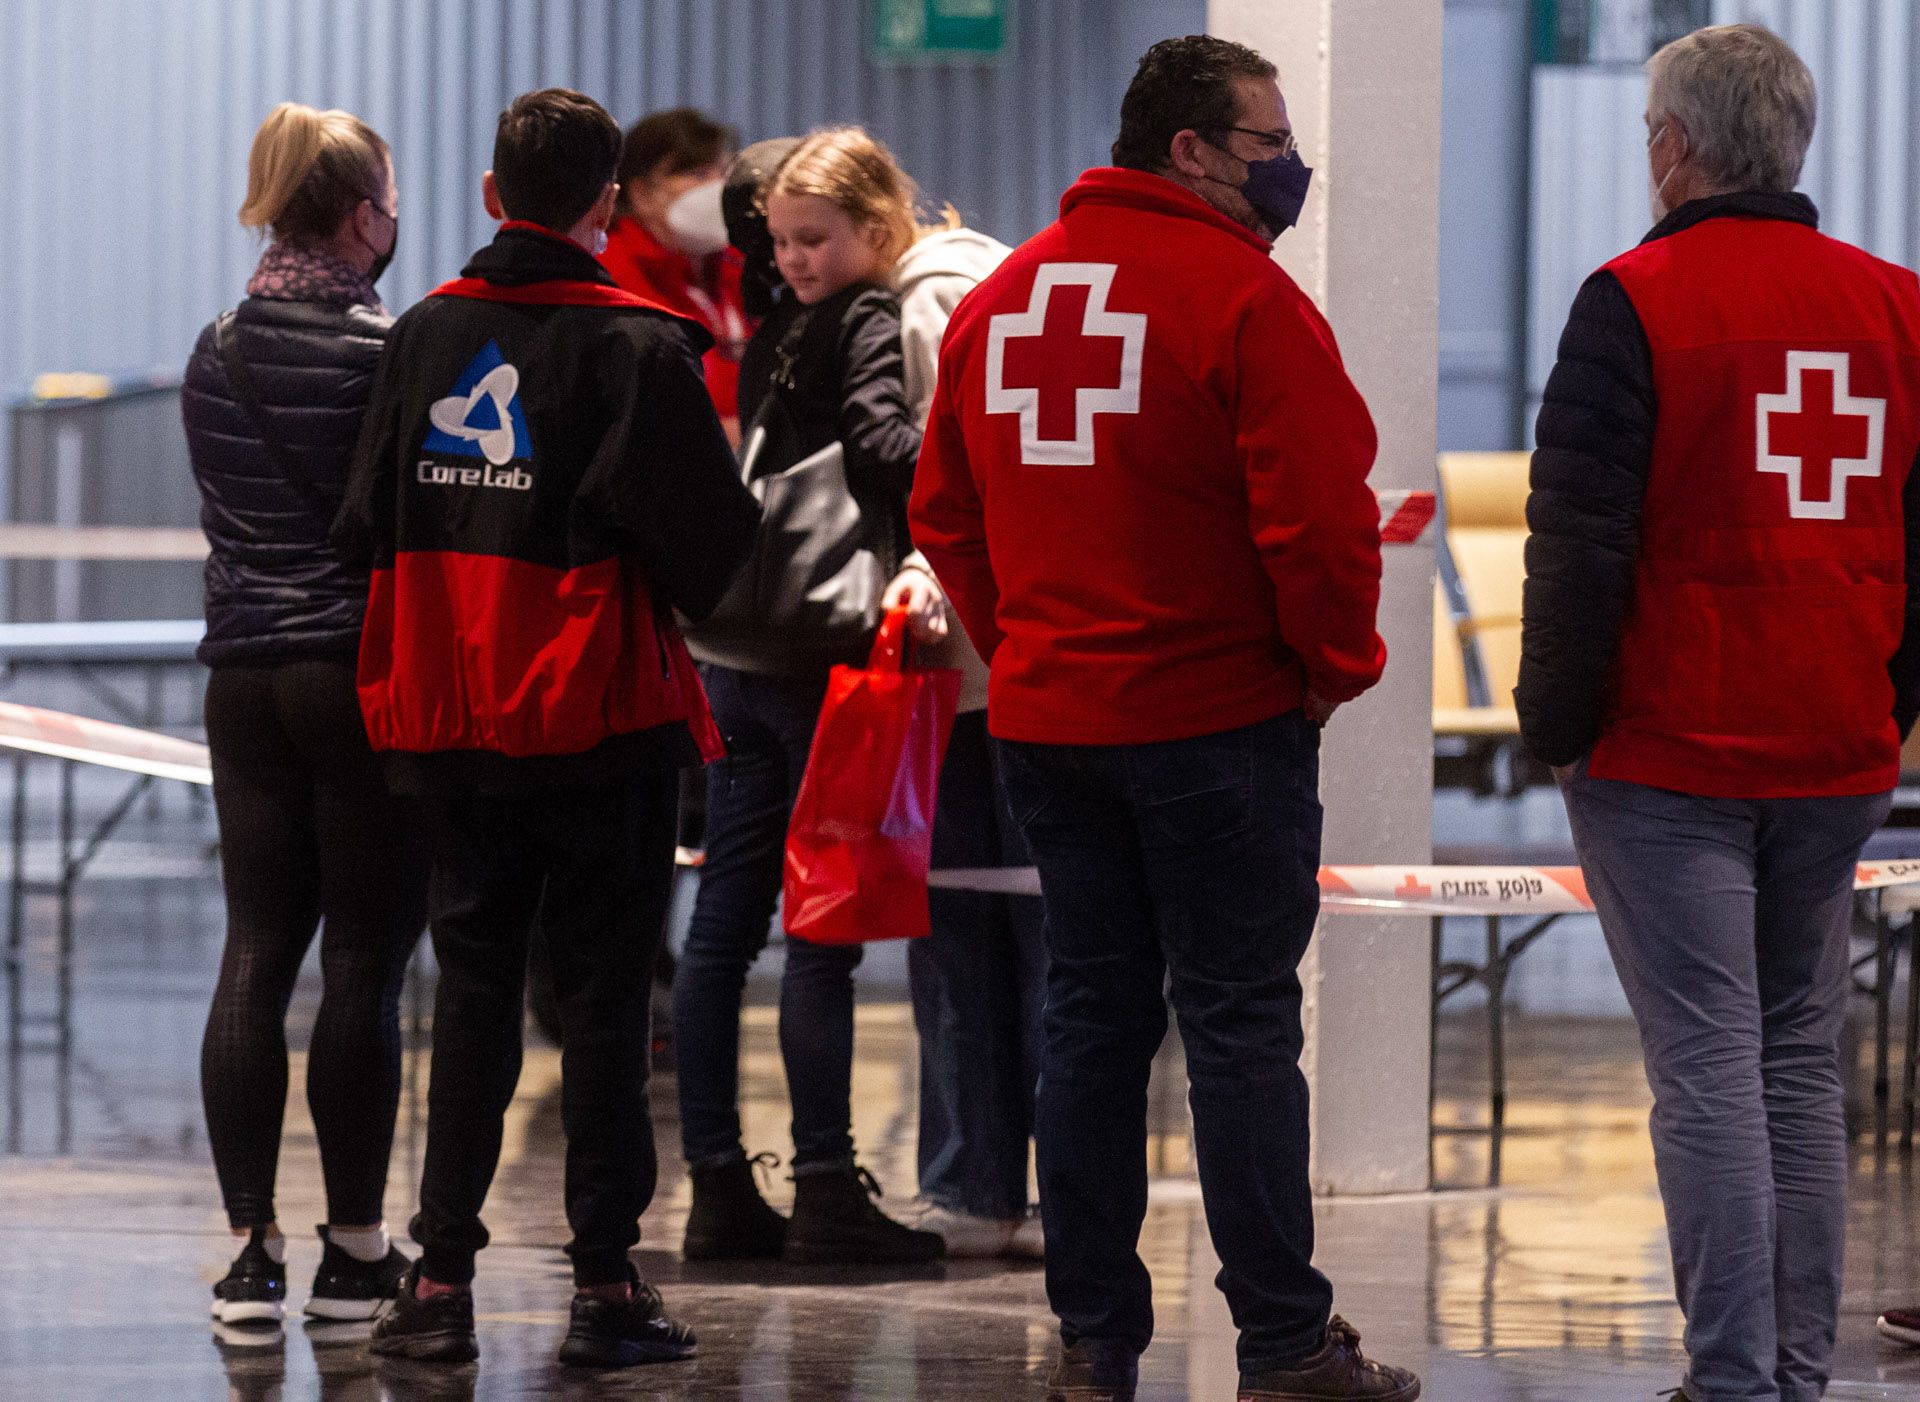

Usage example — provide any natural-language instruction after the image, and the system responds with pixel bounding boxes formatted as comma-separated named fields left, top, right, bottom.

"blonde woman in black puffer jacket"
left=181, top=102, right=423, bottom=1331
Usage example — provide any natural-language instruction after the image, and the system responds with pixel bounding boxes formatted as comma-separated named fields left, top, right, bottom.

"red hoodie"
left=909, top=167, right=1385, bottom=746
left=601, top=216, right=752, bottom=420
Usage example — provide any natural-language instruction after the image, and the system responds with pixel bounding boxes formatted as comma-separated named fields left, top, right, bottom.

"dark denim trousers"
left=908, top=710, right=1046, bottom=1219
left=1564, top=765, right=1890, bottom=1402
left=998, top=709, right=1333, bottom=1373
left=411, top=777, right=679, bottom=1289
left=673, top=663, right=863, bottom=1170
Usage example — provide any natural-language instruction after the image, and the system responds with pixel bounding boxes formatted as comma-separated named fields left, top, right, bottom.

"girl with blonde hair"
left=673, top=125, right=945, bottom=1265
left=182, top=101, right=421, bottom=1330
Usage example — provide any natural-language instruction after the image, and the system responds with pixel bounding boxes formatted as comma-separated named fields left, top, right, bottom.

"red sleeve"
left=908, top=351, right=1005, bottom=662
left=1239, top=285, right=1386, bottom=703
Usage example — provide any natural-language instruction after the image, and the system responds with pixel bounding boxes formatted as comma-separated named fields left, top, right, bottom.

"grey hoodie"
left=893, top=227, right=1013, bottom=429
left=892, top=226, right=1011, bottom=712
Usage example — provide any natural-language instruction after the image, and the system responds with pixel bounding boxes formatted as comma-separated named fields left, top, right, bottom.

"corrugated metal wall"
left=1526, top=0, right=1920, bottom=428
left=0, top=0, right=1192, bottom=402
left=1439, top=0, right=1530, bottom=450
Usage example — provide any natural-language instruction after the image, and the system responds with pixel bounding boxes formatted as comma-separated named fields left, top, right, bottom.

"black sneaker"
left=1046, top=1340, right=1139, bottom=1401
left=368, top=1266, right=479, bottom=1364
left=782, top=1164, right=946, bottom=1265
left=306, top=1226, right=411, bottom=1321
left=557, top=1267, right=698, bottom=1369
left=212, top=1228, right=287, bottom=1325
left=683, top=1152, right=788, bottom=1261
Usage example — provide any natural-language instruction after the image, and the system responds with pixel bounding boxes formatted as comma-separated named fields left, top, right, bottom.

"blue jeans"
left=1564, top=765, right=1890, bottom=1402
left=908, top=710, right=1046, bottom=1218
left=998, top=710, right=1333, bottom=1373
left=673, top=664, right=863, bottom=1170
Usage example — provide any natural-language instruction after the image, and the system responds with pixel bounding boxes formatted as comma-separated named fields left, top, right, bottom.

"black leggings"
left=200, top=659, right=427, bottom=1230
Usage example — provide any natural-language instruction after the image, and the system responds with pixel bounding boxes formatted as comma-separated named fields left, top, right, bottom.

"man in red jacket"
left=338, top=89, right=758, bottom=1370
left=1518, top=25, right=1920, bottom=1400
left=911, top=35, right=1416, bottom=1402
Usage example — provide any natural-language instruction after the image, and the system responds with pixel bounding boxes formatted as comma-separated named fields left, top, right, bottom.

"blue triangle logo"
left=423, top=340, right=532, bottom=464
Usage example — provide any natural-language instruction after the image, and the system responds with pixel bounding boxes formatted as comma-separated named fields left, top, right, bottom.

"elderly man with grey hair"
left=1518, top=23, right=1920, bottom=1402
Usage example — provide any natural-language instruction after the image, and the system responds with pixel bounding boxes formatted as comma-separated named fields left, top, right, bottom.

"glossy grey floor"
left=3, top=778, right=1920, bottom=1399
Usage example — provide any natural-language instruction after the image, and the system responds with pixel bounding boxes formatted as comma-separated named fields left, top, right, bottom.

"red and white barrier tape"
left=1376, top=489, right=1436, bottom=546
left=7, top=697, right=1906, bottom=921
left=928, top=861, right=1920, bottom=916
left=0, top=700, right=212, bottom=786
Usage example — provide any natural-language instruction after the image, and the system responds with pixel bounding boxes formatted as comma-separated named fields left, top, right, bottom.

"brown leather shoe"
left=1045, top=1340, right=1139, bottom=1401
left=1237, top=1317, right=1420, bottom=1401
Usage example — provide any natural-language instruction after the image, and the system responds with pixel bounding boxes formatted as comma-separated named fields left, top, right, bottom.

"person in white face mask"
left=603, top=108, right=754, bottom=446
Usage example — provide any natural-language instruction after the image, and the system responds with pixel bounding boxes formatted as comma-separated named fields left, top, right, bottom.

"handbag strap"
left=214, top=311, right=337, bottom=516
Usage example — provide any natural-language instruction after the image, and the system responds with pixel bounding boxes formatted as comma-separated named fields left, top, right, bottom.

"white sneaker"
left=1005, top=1209, right=1045, bottom=1261
left=897, top=1197, right=1018, bottom=1258
left=1878, top=1309, right=1920, bottom=1346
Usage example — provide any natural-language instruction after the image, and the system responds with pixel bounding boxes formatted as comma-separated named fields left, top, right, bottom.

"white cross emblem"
left=1755, top=350, right=1885, bottom=521
left=985, top=263, right=1146, bottom=466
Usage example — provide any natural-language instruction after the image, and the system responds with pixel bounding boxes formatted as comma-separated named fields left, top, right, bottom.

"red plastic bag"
left=783, top=608, right=962, bottom=944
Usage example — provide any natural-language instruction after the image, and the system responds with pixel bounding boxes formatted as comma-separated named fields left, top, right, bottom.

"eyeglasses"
left=1210, top=125, right=1298, bottom=160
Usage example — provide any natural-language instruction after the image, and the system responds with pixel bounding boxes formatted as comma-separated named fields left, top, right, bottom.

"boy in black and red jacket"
left=338, top=89, right=758, bottom=1370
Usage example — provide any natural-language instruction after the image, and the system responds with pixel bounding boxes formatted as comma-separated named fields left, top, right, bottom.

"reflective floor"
left=4, top=773, right=1920, bottom=1399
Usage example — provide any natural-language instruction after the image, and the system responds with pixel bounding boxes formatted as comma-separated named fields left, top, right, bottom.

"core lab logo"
left=420, top=341, right=533, bottom=489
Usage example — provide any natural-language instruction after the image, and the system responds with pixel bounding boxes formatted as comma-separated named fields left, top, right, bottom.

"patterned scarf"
left=246, top=242, right=384, bottom=313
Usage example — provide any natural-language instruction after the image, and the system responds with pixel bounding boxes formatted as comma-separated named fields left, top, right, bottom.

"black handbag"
left=687, top=308, right=888, bottom=663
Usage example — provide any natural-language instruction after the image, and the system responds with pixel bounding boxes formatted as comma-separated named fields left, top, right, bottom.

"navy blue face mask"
left=1243, top=149, right=1313, bottom=234
left=1204, top=138, right=1313, bottom=237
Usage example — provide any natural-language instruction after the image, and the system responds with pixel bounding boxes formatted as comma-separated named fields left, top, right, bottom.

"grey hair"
left=1646, top=23, right=1816, bottom=192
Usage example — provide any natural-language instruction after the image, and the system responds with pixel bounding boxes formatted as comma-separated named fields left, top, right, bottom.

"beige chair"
left=1433, top=451, right=1527, bottom=749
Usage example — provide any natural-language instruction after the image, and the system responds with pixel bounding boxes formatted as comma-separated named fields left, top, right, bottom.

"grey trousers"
left=1562, top=766, right=1889, bottom=1402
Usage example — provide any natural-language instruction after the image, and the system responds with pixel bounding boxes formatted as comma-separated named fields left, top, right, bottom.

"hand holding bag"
left=782, top=608, right=962, bottom=944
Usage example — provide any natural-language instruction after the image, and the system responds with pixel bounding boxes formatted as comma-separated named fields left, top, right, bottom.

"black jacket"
left=336, top=223, right=760, bottom=794
left=738, top=282, right=923, bottom=550
left=181, top=296, right=391, bottom=666
left=1516, top=191, right=1920, bottom=765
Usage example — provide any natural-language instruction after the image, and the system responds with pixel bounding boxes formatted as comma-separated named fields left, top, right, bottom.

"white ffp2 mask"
left=666, top=179, right=731, bottom=258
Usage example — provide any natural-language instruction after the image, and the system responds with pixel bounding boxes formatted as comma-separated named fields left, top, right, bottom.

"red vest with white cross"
left=1594, top=215, right=1920, bottom=797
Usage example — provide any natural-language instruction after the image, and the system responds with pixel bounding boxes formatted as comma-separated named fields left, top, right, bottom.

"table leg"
left=1428, top=914, right=1441, bottom=1185
left=55, top=761, right=74, bottom=1064
left=1486, top=913, right=1506, bottom=1189
left=1875, top=895, right=1893, bottom=1145
left=5, top=754, right=21, bottom=1152
left=1905, top=913, right=1920, bottom=1150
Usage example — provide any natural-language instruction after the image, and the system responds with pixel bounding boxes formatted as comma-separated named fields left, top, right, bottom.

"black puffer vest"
left=181, top=296, right=391, bottom=666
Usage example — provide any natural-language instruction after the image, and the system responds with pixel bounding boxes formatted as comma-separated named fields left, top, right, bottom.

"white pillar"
left=1208, top=0, right=1442, bottom=1194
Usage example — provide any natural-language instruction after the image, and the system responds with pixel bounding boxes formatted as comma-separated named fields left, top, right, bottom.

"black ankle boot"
left=782, top=1164, right=946, bottom=1265
left=682, top=1152, right=788, bottom=1261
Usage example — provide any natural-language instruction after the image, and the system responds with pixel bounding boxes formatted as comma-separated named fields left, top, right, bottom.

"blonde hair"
left=767, top=126, right=958, bottom=266
left=239, top=102, right=390, bottom=244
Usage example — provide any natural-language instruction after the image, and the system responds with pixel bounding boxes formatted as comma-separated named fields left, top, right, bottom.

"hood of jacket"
left=461, top=221, right=620, bottom=287
left=1058, top=166, right=1277, bottom=255
left=892, top=226, right=1013, bottom=293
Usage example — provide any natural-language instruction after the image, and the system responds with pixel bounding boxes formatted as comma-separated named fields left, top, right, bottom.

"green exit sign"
left=871, top=0, right=1008, bottom=63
